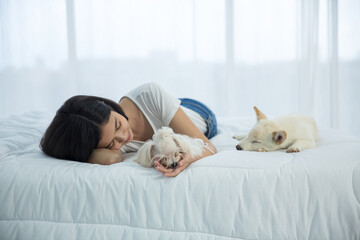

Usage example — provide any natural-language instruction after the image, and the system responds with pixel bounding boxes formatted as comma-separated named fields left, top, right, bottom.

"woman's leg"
left=179, top=98, right=217, bottom=138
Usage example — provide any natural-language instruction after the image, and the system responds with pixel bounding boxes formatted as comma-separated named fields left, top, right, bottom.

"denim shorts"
left=179, top=98, right=217, bottom=139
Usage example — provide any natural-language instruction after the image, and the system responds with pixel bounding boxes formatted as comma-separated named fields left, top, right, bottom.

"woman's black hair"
left=40, top=95, right=128, bottom=162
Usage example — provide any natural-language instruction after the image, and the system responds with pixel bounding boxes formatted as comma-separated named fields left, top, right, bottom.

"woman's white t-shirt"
left=120, top=82, right=207, bottom=153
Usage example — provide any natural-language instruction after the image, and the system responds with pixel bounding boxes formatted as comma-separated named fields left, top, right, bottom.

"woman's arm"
left=154, top=107, right=217, bottom=177
left=88, top=148, right=123, bottom=165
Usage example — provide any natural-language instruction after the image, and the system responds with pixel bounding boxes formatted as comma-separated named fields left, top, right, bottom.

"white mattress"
left=1, top=112, right=360, bottom=240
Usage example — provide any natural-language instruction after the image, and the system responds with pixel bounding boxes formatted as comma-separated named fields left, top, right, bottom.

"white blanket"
left=1, top=112, right=360, bottom=240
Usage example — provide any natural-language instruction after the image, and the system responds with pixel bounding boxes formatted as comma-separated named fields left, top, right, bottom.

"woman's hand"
left=154, top=153, right=194, bottom=177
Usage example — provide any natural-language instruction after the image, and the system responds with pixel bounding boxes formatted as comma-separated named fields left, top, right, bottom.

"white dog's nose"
left=171, top=162, right=178, bottom=168
left=236, top=145, right=242, bottom=150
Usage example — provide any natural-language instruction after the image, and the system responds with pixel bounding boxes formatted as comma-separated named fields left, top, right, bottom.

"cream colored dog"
left=233, top=107, right=318, bottom=153
left=135, top=127, right=204, bottom=168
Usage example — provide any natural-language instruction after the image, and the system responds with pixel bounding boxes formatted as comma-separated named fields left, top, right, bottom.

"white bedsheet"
left=1, top=112, right=360, bottom=240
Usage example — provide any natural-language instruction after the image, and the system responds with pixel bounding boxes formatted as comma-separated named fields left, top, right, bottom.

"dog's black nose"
left=171, top=162, right=178, bottom=168
left=236, top=145, right=242, bottom=150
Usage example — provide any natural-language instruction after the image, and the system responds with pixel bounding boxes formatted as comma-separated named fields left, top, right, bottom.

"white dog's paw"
left=286, top=147, right=300, bottom=153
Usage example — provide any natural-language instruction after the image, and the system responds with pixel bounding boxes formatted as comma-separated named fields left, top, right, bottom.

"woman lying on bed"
left=40, top=82, right=217, bottom=177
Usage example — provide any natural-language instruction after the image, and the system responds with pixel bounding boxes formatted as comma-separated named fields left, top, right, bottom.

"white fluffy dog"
left=233, top=106, right=318, bottom=153
left=135, top=127, right=204, bottom=168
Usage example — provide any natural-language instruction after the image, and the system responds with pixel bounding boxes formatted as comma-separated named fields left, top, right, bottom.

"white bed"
left=1, top=111, right=360, bottom=240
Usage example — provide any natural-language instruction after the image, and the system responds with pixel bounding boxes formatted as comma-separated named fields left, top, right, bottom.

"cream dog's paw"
left=286, top=147, right=300, bottom=153
left=233, top=134, right=247, bottom=141
left=256, top=148, right=267, bottom=152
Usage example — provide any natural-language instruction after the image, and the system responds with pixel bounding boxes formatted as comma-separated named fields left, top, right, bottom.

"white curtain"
left=1, top=0, right=360, bottom=136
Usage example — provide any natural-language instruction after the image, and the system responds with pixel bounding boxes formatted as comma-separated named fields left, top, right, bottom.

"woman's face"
left=97, top=111, right=133, bottom=150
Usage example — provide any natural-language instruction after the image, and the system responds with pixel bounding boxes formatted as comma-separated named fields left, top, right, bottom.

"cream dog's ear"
left=254, top=106, right=268, bottom=121
left=135, top=140, right=155, bottom=167
left=272, top=130, right=287, bottom=145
